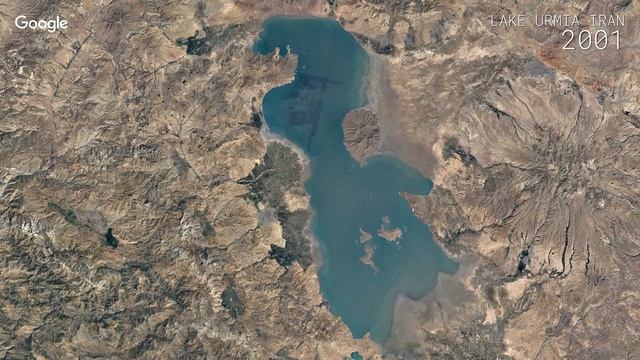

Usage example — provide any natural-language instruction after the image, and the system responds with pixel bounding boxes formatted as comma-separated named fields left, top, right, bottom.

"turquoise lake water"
left=255, top=17, right=458, bottom=343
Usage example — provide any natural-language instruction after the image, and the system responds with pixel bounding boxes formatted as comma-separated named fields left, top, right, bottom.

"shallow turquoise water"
left=255, top=16, right=457, bottom=343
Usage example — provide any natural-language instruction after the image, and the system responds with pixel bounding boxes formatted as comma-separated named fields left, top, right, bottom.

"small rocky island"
left=359, top=228, right=379, bottom=273
left=378, top=215, right=402, bottom=243
left=342, top=108, right=381, bottom=165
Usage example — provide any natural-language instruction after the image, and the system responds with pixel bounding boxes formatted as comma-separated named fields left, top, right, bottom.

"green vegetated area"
left=176, top=24, right=247, bottom=56
left=239, top=142, right=312, bottom=268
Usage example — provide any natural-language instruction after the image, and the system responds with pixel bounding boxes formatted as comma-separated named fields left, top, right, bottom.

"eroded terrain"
left=1, top=0, right=640, bottom=359
left=343, top=108, right=381, bottom=165
left=332, top=0, right=640, bottom=359
left=0, top=1, right=377, bottom=359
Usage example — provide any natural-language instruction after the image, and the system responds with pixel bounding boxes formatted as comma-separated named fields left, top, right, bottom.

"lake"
left=255, top=16, right=457, bottom=343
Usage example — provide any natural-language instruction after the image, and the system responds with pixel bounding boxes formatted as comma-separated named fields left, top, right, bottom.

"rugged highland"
left=1, top=0, right=639, bottom=359
left=333, top=0, right=640, bottom=359
left=0, top=1, right=377, bottom=359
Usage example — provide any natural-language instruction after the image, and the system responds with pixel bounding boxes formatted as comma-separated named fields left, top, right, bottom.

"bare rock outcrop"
left=343, top=108, right=381, bottom=164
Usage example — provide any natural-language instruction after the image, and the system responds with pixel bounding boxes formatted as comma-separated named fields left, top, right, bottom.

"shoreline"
left=258, top=124, right=328, bottom=271
left=256, top=17, right=461, bottom=348
left=362, top=38, right=476, bottom=351
left=364, top=52, right=399, bottom=155
left=256, top=21, right=373, bottom=276
left=342, top=51, right=410, bottom=168
left=253, top=25, right=382, bottom=356
left=387, top=254, right=479, bottom=348
left=363, top=47, right=439, bottom=179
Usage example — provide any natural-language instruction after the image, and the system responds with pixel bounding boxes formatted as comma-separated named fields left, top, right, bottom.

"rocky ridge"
left=2, top=0, right=640, bottom=359
left=0, top=1, right=378, bottom=359
left=343, top=108, right=381, bottom=165
left=332, top=0, right=640, bottom=358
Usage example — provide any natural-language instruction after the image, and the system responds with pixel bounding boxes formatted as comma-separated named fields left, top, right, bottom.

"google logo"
left=14, top=15, right=68, bottom=33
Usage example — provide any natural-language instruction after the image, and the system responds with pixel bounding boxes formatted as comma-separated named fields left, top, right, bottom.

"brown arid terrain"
left=0, top=1, right=378, bottom=359
left=1, top=0, right=639, bottom=360
left=332, top=0, right=640, bottom=359
left=342, top=108, right=381, bottom=165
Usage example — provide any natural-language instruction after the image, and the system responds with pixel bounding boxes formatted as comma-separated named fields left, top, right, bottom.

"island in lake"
left=255, top=16, right=457, bottom=343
